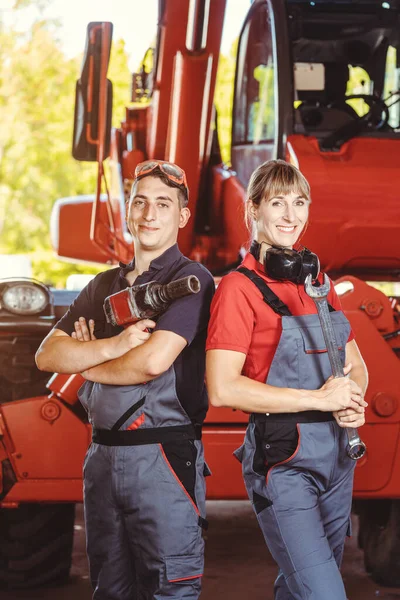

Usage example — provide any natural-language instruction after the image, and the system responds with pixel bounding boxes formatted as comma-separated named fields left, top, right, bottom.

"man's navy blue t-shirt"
left=56, top=244, right=215, bottom=425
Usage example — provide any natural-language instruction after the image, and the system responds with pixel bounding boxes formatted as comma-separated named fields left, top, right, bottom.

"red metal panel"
left=51, top=196, right=116, bottom=263
left=342, top=312, right=400, bottom=425
left=47, top=373, right=86, bottom=405
left=3, top=480, right=85, bottom=504
left=1, top=397, right=90, bottom=481
left=202, top=427, right=247, bottom=499
left=353, top=423, right=400, bottom=493
left=205, top=405, right=248, bottom=424
left=288, top=135, right=400, bottom=273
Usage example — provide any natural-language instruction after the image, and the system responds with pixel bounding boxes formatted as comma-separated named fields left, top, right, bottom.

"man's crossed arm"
left=35, top=318, right=187, bottom=386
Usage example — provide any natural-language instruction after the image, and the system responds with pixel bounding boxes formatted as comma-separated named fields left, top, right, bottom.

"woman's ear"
left=246, top=200, right=257, bottom=221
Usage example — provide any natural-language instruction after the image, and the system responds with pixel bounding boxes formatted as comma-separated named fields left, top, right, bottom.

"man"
left=36, top=160, right=215, bottom=600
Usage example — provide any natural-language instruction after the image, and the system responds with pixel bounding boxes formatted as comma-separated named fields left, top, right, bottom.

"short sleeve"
left=328, top=277, right=355, bottom=343
left=155, top=265, right=215, bottom=345
left=55, top=270, right=117, bottom=336
left=206, top=273, right=255, bottom=354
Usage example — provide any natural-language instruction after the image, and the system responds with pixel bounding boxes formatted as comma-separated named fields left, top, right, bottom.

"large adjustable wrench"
left=305, top=273, right=366, bottom=460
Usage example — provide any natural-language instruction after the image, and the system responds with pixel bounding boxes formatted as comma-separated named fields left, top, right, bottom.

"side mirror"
left=72, top=22, right=113, bottom=162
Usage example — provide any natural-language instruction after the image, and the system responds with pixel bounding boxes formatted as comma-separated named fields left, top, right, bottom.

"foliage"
left=108, top=38, right=131, bottom=127
left=0, top=2, right=236, bottom=287
left=0, top=4, right=130, bottom=287
left=29, top=250, right=108, bottom=289
left=214, top=39, right=237, bottom=165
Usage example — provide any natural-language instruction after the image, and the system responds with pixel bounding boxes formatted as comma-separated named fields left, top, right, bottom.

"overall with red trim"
left=206, top=159, right=368, bottom=600
left=51, top=161, right=215, bottom=600
left=208, top=248, right=356, bottom=600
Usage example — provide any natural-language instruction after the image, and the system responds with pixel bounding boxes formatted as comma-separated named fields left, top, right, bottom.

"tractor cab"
left=290, top=1, right=400, bottom=150
left=232, top=0, right=400, bottom=277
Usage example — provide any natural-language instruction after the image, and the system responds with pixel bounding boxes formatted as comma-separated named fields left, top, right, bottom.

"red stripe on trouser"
left=169, top=574, right=203, bottom=583
left=305, top=347, right=342, bottom=354
left=158, top=444, right=200, bottom=515
left=127, top=413, right=145, bottom=430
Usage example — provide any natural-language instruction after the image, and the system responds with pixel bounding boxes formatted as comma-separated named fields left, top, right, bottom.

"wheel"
left=359, top=499, right=400, bottom=586
left=0, top=503, right=75, bottom=589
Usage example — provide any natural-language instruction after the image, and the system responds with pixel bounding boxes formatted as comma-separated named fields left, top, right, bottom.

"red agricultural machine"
left=1, top=0, right=400, bottom=589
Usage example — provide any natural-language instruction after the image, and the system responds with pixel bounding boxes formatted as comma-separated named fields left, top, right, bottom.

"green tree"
left=214, top=40, right=237, bottom=165
left=0, top=4, right=131, bottom=287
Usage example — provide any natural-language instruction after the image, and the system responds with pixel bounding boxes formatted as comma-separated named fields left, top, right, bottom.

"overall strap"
left=237, top=267, right=292, bottom=317
left=237, top=267, right=336, bottom=315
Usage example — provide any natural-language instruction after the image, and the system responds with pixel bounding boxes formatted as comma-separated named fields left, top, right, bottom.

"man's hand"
left=74, top=317, right=157, bottom=379
left=72, top=317, right=96, bottom=341
left=112, top=320, right=156, bottom=355
left=72, top=317, right=155, bottom=353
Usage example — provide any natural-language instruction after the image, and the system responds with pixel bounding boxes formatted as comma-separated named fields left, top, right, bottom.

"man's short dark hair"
left=132, top=169, right=189, bottom=208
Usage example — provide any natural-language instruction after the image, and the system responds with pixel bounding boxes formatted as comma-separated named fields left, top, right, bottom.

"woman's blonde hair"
left=246, top=159, right=311, bottom=232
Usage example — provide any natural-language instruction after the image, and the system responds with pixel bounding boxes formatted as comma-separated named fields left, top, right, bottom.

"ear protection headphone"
left=249, top=240, right=320, bottom=284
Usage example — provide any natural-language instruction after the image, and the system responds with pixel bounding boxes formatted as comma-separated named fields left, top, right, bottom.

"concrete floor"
left=4, top=501, right=400, bottom=600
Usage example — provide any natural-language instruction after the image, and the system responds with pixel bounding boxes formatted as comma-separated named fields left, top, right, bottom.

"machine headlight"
left=2, top=282, right=49, bottom=315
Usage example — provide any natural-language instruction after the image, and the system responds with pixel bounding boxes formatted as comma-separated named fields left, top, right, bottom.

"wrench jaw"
left=347, top=439, right=367, bottom=461
left=304, top=273, right=331, bottom=298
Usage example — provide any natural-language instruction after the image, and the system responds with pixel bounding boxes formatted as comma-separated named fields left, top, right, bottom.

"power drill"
left=103, top=276, right=201, bottom=327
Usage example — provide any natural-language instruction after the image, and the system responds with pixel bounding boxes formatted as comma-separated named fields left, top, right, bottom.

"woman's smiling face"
left=252, top=190, right=310, bottom=249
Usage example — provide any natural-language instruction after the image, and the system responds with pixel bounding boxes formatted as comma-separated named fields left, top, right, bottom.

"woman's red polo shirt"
left=206, top=253, right=354, bottom=383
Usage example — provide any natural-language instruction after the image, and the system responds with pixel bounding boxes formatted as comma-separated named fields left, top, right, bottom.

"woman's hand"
left=333, top=406, right=366, bottom=429
left=316, top=362, right=368, bottom=413
left=331, top=362, right=367, bottom=428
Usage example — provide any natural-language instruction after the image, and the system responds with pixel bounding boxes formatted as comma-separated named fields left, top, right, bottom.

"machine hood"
left=288, top=134, right=400, bottom=277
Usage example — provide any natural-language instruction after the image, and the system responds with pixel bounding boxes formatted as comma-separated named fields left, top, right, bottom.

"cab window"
left=233, top=3, right=276, bottom=145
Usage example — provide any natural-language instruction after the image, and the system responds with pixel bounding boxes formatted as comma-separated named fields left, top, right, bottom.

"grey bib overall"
left=235, top=270, right=356, bottom=600
left=79, top=364, right=207, bottom=600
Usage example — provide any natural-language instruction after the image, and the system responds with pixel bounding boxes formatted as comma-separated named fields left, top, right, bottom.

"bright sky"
left=1, top=0, right=251, bottom=67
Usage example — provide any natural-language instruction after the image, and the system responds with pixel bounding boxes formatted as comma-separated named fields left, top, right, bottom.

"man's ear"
left=125, top=199, right=131, bottom=226
left=179, top=207, right=191, bottom=228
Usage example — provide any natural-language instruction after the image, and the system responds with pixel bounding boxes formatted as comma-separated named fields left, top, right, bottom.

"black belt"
left=251, top=411, right=334, bottom=424
left=92, top=423, right=202, bottom=446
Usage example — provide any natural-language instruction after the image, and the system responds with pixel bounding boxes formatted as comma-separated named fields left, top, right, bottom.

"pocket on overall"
left=164, top=553, right=204, bottom=583
left=297, top=322, right=348, bottom=388
left=160, top=440, right=198, bottom=507
left=258, top=420, right=300, bottom=471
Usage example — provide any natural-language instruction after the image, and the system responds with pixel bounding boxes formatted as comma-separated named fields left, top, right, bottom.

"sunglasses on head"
left=134, top=160, right=188, bottom=189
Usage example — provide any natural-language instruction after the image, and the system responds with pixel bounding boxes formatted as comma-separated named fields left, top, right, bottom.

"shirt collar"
left=119, top=243, right=182, bottom=277
left=241, top=252, right=279, bottom=283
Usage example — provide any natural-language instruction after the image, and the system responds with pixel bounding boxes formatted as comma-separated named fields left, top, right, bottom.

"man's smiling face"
left=127, top=176, right=190, bottom=253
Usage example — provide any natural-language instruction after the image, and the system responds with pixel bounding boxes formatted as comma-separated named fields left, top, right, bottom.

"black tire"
left=359, top=499, right=400, bottom=586
left=0, top=503, right=75, bottom=589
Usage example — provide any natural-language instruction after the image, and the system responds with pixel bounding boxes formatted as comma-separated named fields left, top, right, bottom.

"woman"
left=206, top=159, right=368, bottom=600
